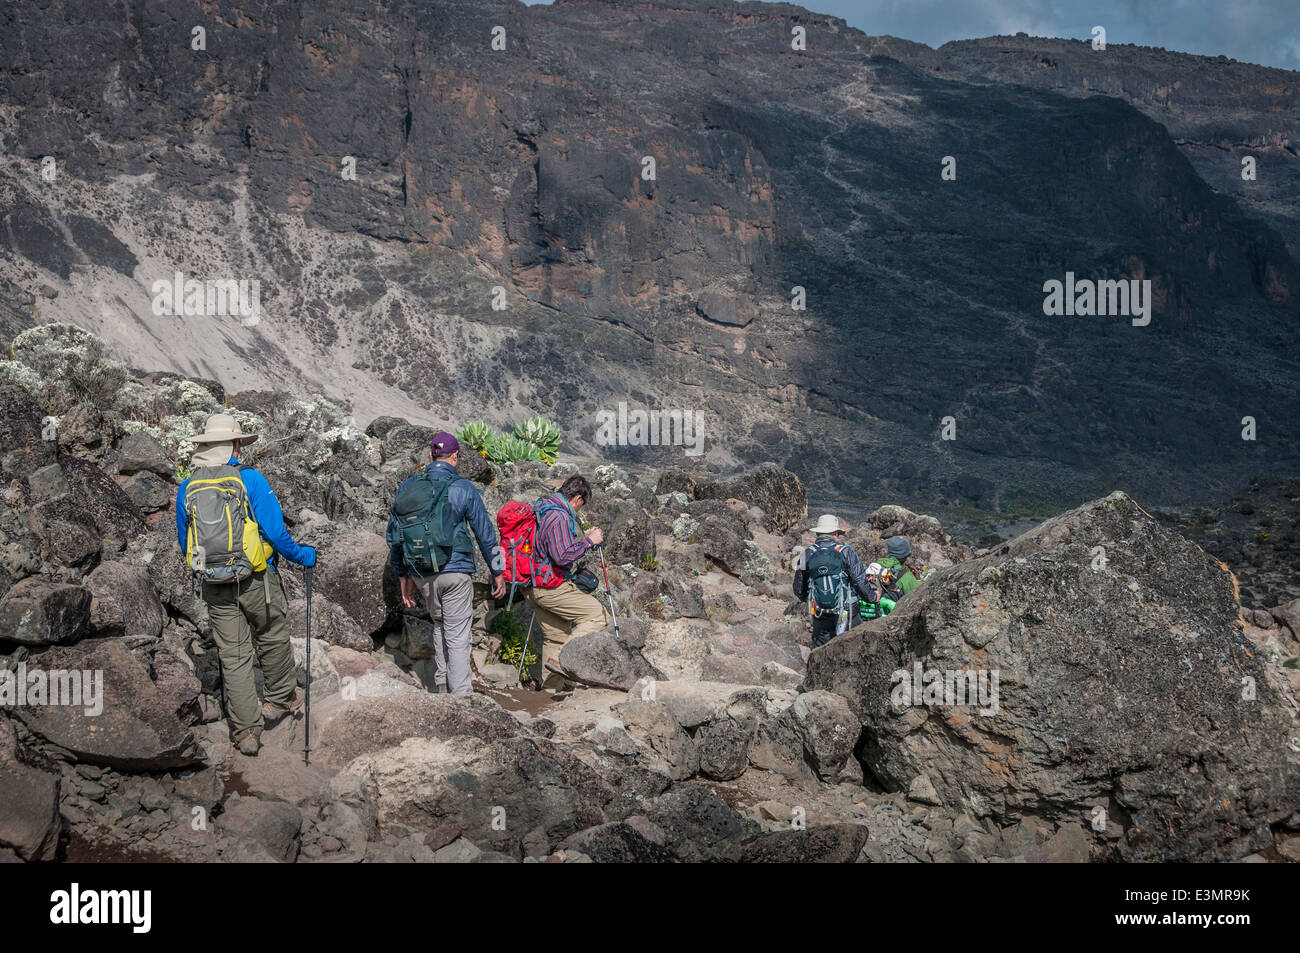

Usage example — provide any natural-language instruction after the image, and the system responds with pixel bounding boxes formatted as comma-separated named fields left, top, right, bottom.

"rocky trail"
left=1, top=324, right=1297, bottom=863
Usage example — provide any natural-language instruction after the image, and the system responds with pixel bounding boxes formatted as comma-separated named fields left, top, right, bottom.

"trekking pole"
left=303, top=565, right=313, bottom=767
left=515, top=613, right=536, bottom=686
left=597, top=544, right=621, bottom=640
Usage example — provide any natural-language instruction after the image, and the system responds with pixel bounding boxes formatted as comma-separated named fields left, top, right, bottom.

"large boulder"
left=116, top=431, right=172, bottom=477
left=47, top=454, right=147, bottom=544
left=619, top=696, right=699, bottom=780
left=559, top=628, right=662, bottom=690
left=582, top=494, right=655, bottom=568
left=557, top=821, right=676, bottom=862
left=739, top=823, right=869, bottom=863
left=132, top=526, right=206, bottom=626
left=309, top=528, right=398, bottom=635
left=14, top=639, right=201, bottom=771
left=693, top=515, right=752, bottom=576
left=120, top=471, right=173, bottom=514
left=694, top=463, right=806, bottom=532
left=333, top=734, right=617, bottom=857
left=313, top=692, right=526, bottom=767
left=0, top=716, right=61, bottom=861
left=787, top=690, right=857, bottom=782
left=84, top=560, right=165, bottom=638
left=279, top=572, right=373, bottom=653
left=217, top=793, right=303, bottom=863
left=805, top=492, right=1291, bottom=862
left=642, top=783, right=760, bottom=862
left=149, top=647, right=202, bottom=724
left=0, top=578, right=91, bottom=646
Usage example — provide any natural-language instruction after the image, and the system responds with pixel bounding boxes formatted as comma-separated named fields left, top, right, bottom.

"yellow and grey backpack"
left=184, top=465, right=273, bottom=584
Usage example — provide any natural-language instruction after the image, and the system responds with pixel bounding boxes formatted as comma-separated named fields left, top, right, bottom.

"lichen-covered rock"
left=694, top=464, right=806, bottom=532
left=0, top=577, right=91, bottom=645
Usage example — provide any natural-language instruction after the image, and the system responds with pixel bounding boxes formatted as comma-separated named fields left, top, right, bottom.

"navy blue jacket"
left=386, top=460, right=500, bottom=577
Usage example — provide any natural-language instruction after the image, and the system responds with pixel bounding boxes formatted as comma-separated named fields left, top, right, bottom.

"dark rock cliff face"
left=0, top=0, right=1296, bottom=509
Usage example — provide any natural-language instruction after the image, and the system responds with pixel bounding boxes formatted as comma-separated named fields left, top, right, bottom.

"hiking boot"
left=235, top=732, right=262, bottom=756
left=262, top=690, right=304, bottom=728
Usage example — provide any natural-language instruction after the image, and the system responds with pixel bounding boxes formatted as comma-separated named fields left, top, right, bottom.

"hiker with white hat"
left=793, top=514, right=875, bottom=648
left=175, top=413, right=317, bottom=756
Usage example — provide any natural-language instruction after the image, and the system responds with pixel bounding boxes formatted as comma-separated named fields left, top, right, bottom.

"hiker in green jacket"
left=859, top=536, right=923, bottom=622
left=880, top=536, right=921, bottom=595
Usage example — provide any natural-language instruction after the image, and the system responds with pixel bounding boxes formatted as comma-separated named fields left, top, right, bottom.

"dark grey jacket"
left=793, top=535, right=872, bottom=602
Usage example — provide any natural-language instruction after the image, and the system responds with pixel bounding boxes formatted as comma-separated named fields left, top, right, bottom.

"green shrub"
left=456, top=420, right=497, bottom=454
left=512, top=415, right=562, bottom=464
left=491, top=610, right=537, bottom=670
left=486, top=433, right=541, bottom=465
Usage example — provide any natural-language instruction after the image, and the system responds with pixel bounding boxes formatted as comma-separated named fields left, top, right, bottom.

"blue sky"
left=520, top=0, right=1300, bottom=70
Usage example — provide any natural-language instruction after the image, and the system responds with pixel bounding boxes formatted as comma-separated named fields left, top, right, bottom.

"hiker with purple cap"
left=386, top=431, right=505, bottom=694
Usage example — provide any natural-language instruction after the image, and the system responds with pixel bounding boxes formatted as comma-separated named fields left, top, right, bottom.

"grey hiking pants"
left=414, top=572, right=474, bottom=694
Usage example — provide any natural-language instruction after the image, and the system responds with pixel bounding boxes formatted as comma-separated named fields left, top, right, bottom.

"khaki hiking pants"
left=203, top=568, right=296, bottom=743
left=414, top=572, right=474, bottom=695
left=525, top=580, right=611, bottom=665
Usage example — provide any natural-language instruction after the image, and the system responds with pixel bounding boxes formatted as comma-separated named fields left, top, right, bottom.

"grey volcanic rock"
left=312, top=692, right=527, bottom=767
left=643, top=783, right=760, bottom=862
left=558, top=628, right=662, bottom=690
left=0, top=578, right=91, bottom=646
left=334, top=735, right=618, bottom=857
left=116, top=432, right=171, bottom=477
left=804, top=491, right=1291, bottom=862
left=218, top=794, right=303, bottom=864
left=308, top=528, right=398, bottom=635
left=0, top=716, right=61, bottom=861
left=695, top=464, right=807, bottom=533
left=557, top=821, right=676, bottom=863
left=14, top=639, right=201, bottom=771
left=739, top=823, right=869, bottom=863
left=84, top=560, right=165, bottom=639
left=120, top=471, right=172, bottom=514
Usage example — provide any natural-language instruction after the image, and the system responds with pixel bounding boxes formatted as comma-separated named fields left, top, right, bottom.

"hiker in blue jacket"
left=386, top=431, right=505, bottom=694
left=174, top=414, right=315, bottom=756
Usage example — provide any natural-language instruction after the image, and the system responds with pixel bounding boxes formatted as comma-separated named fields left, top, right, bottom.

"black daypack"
left=391, top=471, right=474, bottom=574
left=807, top=544, right=849, bottom=617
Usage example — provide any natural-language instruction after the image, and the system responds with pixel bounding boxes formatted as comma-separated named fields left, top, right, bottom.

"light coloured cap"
left=811, top=514, right=841, bottom=535
left=190, top=413, right=258, bottom=445
left=866, top=562, right=883, bottom=576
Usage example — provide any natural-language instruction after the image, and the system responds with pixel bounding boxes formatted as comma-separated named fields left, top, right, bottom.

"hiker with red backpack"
left=386, top=432, right=505, bottom=694
left=175, top=414, right=317, bottom=756
left=497, top=475, right=609, bottom=687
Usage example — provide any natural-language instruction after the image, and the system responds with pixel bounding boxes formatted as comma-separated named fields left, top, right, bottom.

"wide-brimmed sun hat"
left=811, top=514, right=842, bottom=534
left=190, top=413, right=258, bottom=445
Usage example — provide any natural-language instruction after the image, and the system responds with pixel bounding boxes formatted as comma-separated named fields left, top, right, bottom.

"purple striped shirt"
left=535, top=494, right=591, bottom=570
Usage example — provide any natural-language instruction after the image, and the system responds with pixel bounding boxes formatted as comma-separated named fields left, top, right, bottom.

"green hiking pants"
left=203, top=568, right=296, bottom=743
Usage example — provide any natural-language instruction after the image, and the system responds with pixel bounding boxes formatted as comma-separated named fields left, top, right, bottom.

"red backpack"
left=496, top=500, right=564, bottom=589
